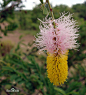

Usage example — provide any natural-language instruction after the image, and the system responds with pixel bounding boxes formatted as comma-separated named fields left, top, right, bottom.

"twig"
left=46, top=0, right=56, bottom=28
left=78, top=77, right=86, bottom=82
left=2, top=86, right=10, bottom=95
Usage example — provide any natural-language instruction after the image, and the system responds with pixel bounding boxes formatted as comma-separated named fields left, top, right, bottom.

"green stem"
left=46, top=0, right=56, bottom=28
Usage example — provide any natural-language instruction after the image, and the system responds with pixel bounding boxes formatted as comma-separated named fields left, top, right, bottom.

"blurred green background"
left=0, top=0, right=86, bottom=95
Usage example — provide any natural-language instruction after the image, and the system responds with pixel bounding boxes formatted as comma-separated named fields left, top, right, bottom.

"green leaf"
left=2, top=66, right=14, bottom=71
left=66, top=82, right=81, bottom=92
left=67, top=91, right=79, bottom=95
left=15, top=44, right=20, bottom=51
left=0, top=36, right=2, bottom=38
left=15, top=77, right=22, bottom=82
left=40, top=0, right=43, bottom=4
left=18, top=80, right=25, bottom=84
left=10, top=75, right=18, bottom=81
left=21, top=43, right=27, bottom=46
left=43, top=5, right=49, bottom=14
left=19, top=35, right=23, bottom=39
left=0, top=80, right=12, bottom=86
left=54, top=87, right=66, bottom=95
left=79, top=87, right=86, bottom=95
left=5, top=84, right=11, bottom=89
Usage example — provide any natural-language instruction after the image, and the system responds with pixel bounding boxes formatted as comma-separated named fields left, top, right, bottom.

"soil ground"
left=0, top=30, right=35, bottom=45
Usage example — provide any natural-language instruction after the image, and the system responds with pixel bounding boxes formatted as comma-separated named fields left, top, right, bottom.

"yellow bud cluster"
left=47, top=51, right=68, bottom=86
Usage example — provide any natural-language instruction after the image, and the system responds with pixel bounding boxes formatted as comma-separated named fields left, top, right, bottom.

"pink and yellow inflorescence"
left=35, top=13, right=79, bottom=86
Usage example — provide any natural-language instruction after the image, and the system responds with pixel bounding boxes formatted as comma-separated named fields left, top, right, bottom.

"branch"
left=2, top=86, right=10, bottom=95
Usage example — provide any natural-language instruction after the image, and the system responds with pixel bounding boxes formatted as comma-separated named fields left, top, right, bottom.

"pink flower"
left=35, top=13, right=79, bottom=54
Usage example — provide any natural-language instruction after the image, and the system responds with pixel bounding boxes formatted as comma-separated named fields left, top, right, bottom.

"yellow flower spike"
left=47, top=51, right=69, bottom=86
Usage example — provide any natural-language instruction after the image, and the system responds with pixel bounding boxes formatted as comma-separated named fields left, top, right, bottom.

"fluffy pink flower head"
left=35, top=13, right=79, bottom=54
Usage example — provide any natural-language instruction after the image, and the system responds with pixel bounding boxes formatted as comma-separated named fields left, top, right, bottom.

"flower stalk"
left=46, top=0, right=56, bottom=28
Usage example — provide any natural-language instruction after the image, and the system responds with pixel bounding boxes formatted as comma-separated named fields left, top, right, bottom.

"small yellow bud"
left=47, top=51, right=68, bottom=86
